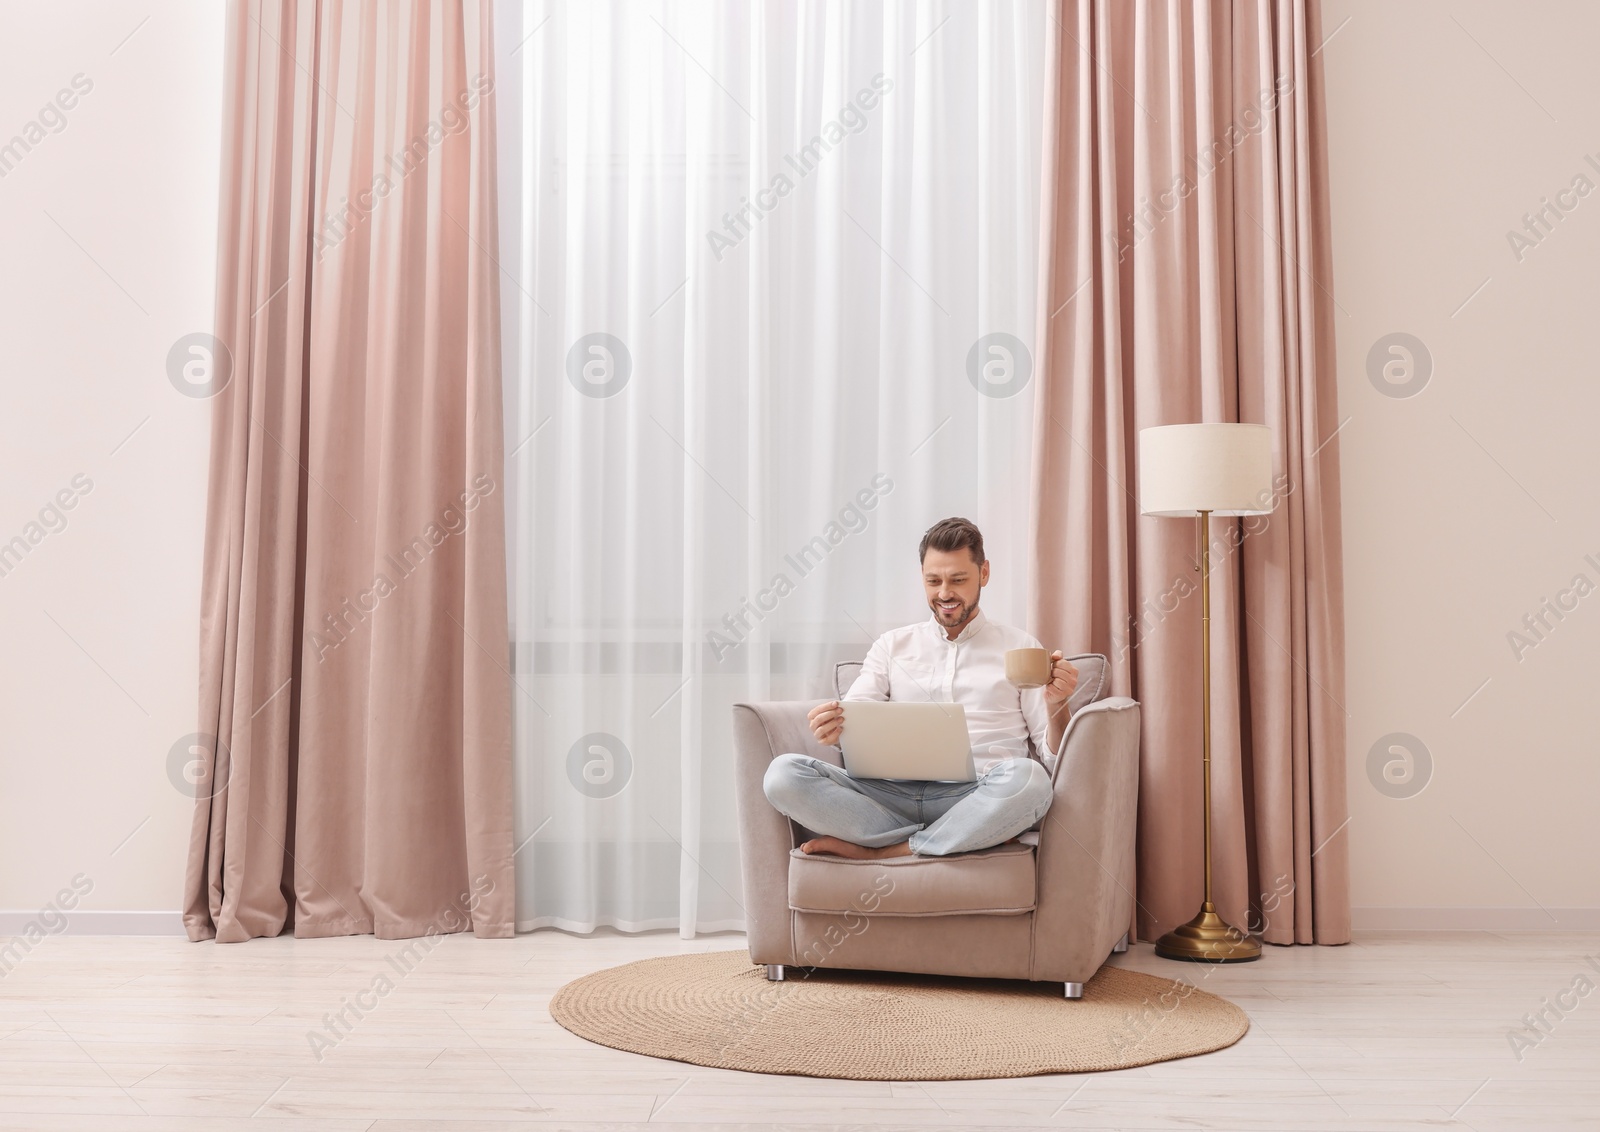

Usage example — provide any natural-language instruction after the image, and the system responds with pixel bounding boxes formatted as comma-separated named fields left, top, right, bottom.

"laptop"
left=839, top=701, right=975, bottom=782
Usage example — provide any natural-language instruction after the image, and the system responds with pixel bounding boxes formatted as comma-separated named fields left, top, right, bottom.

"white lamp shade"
left=1138, top=423, right=1275, bottom=517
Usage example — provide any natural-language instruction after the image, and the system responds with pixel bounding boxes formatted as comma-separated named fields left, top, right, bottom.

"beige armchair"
left=731, top=655, right=1140, bottom=998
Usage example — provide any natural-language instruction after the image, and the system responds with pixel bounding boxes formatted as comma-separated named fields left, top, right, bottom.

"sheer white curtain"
left=495, top=0, right=1048, bottom=934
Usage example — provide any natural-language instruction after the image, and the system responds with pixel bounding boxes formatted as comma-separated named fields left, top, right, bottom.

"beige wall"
left=0, top=2, right=223, bottom=927
left=1323, top=0, right=1600, bottom=923
left=3, top=0, right=1595, bottom=929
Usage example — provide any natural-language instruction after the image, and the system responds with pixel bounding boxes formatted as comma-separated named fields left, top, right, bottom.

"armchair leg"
left=1063, top=982, right=1083, bottom=999
left=764, top=964, right=785, bottom=982
left=1113, top=932, right=1129, bottom=954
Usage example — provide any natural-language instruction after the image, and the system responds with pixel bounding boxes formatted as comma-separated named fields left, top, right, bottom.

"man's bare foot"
left=798, top=836, right=912, bottom=860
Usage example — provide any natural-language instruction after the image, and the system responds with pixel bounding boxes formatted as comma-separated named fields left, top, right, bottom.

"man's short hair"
left=919, top=517, right=985, bottom=566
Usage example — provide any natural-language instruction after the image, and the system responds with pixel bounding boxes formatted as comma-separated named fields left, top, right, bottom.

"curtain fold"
left=1030, top=0, right=1348, bottom=945
left=185, top=0, right=514, bottom=943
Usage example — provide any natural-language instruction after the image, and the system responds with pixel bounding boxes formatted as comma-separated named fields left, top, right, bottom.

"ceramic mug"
left=1004, top=647, right=1051, bottom=689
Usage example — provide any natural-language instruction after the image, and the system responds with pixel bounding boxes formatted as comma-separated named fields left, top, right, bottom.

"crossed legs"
left=762, top=753, right=1054, bottom=858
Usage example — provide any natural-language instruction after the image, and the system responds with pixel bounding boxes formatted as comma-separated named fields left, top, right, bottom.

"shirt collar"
left=928, top=606, right=988, bottom=644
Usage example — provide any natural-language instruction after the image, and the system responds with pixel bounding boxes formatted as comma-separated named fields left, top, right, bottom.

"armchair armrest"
left=1030, top=696, right=1141, bottom=983
left=731, top=700, right=838, bottom=964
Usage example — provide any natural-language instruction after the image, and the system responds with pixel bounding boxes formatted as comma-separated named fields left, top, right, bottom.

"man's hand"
left=1042, top=651, right=1079, bottom=758
left=1042, top=651, right=1079, bottom=710
left=807, top=700, right=844, bottom=746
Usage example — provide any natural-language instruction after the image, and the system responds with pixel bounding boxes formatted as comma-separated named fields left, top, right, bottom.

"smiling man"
left=762, top=517, right=1079, bottom=859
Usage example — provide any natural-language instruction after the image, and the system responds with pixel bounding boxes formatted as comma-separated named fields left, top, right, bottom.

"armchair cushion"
left=787, top=841, right=1036, bottom=917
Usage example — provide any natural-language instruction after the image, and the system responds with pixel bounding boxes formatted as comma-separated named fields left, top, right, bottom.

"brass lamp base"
left=1154, top=904, right=1261, bottom=963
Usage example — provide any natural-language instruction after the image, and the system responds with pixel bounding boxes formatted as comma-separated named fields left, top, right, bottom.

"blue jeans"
left=762, top=753, right=1054, bottom=856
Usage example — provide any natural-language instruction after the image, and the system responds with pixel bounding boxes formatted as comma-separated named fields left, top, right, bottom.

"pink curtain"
left=184, top=0, right=514, bottom=942
left=1030, top=0, right=1349, bottom=945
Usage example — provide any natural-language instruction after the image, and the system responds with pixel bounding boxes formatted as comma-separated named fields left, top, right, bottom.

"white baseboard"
left=0, top=910, right=186, bottom=936
left=9, top=907, right=1597, bottom=937
left=1353, top=907, right=1600, bottom=931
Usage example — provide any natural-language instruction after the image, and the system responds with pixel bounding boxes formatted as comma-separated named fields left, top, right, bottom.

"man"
left=763, top=516, right=1079, bottom=859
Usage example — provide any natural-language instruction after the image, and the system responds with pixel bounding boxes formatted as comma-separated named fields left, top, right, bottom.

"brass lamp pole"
left=1151, top=510, right=1259, bottom=962
left=1137, top=423, right=1273, bottom=964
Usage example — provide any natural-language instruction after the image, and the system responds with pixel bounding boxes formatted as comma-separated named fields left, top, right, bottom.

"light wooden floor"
left=1, top=929, right=1597, bottom=1130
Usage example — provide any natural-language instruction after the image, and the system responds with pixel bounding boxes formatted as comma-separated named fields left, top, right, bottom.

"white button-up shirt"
left=843, top=609, right=1053, bottom=774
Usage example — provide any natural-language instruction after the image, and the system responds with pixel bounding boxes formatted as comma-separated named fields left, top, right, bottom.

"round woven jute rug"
left=549, top=949, right=1249, bottom=1079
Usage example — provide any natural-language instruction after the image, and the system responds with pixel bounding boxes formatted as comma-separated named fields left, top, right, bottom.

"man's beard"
left=930, top=596, right=978, bottom=631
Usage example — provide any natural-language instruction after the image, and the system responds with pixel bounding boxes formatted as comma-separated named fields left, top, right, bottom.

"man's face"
left=922, top=546, right=988, bottom=636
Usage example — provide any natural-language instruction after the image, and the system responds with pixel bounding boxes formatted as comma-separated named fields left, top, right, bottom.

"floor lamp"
left=1138, top=422, right=1274, bottom=963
